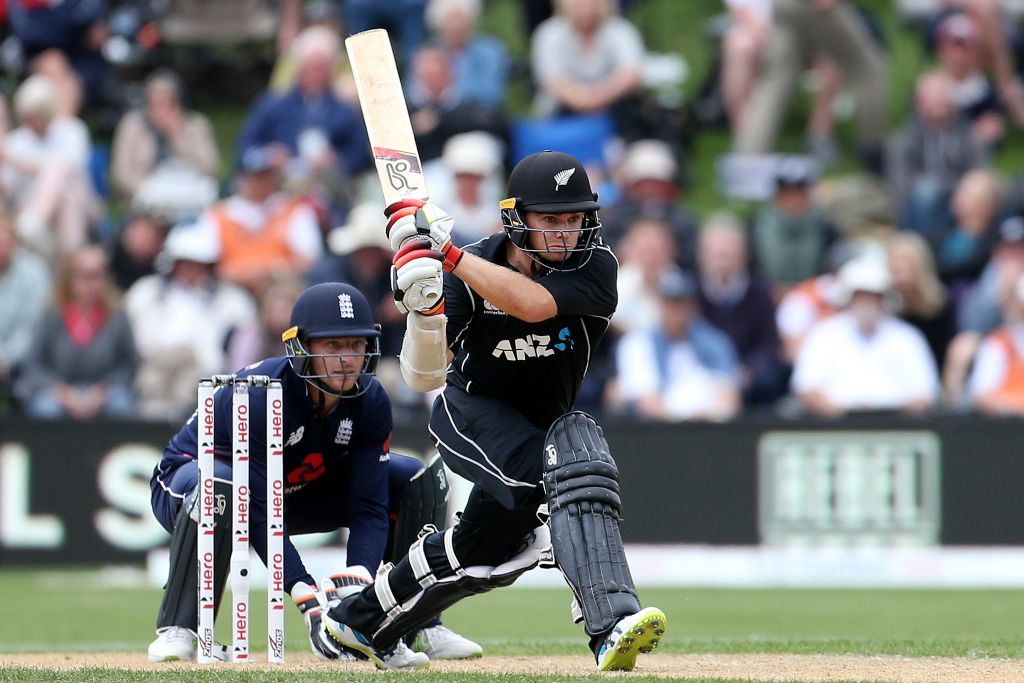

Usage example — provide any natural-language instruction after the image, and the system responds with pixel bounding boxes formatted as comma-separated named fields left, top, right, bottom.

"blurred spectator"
left=237, top=26, right=369, bottom=222
left=529, top=0, right=645, bottom=133
left=732, top=0, right=887, bottom=172
left=29, top=49, right=84, bottom=121
left=7, top=0, right=114, bottom=112
left=610, top=217, right=677, bottom=335
left=3, top=74, right=100, bottom=264
left=791, top=254, right=940, bottom=416
left=111, top=69, right=220, bottom=204
left=721, top=1, right=842, bottom=163
left=0, top=216, right=51, bottom=399
left=308, top=202, right=404, bottom=358
left=426, top=0, right=510, bottom=107
left=343, top=0, right=427, bottom=69
left=934, top=167, right=1003, bottom=287
left=933, top=11, right=1007, bottom=147
left=614, top=266, right=741, bottom=421
left=108, top=209, right=172, bottom=291
left=775, top=241, right=857, bottom=364
left=601, top=139, right=699, bottom=269
left=424, top=131, right=504, bottom=243
left=721, top=0, right=772, bottom=133
left=407, top=45, right=506, bottom=162
left=125, top=223, right=258, bottom=422
left=958, top=214, right=1024, bottom=333
left=193, top=146, right=324, bottom=295
left=888, top=231, right=957, bottom=367
left=15, top=243, right=137, bottom=419
left=966, top=272, right=1024, bottom=415
left=697, top=213, right=786, bottom=406
left=227, top=271, right=306, bottom=369
left=269, top=4, right=353, bottom=100
left=886, top=71, right=988, bottom=239
left=749, top=156, right=841, bottom=292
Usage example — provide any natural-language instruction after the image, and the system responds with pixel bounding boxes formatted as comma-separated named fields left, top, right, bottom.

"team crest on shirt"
left=335, top=418, right=353, bottom=445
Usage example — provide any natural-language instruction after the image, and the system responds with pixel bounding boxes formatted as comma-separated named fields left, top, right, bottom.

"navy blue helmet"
left=282, top=282, right=381, bottom=398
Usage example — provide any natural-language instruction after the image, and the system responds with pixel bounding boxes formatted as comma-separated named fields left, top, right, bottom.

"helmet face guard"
left=500, top=150, right=603, bottom=272
left=500, top=198, right=602, bottom=272
left=282, top=325, right=382, bottom=399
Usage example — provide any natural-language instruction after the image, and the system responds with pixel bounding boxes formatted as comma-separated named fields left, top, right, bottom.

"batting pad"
left=542, top=412, right=640, bottom=636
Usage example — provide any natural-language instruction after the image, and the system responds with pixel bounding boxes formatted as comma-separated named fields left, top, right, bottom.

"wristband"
left=442, top=243, right=463, bottom=272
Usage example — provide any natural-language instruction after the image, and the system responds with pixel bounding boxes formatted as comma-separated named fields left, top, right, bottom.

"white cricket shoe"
left=595, top=606, right=667, bottom=671
left=321, top=613, right=430, bottom=670
left=411, top=625, right=483, bottom=660
left=147, top=626, right=196, bottom=662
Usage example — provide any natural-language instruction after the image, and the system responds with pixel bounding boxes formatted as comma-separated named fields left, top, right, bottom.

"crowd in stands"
left=6, top=0, right=1024, bottom=424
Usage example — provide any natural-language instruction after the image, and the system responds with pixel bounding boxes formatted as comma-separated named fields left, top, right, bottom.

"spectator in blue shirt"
left=237, top=26, right=368, bottom=223
left=426, top=0, right=510, bottom=107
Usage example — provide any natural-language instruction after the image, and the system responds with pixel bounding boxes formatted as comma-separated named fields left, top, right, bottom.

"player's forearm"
left=451, top=251, right=557, bottom=322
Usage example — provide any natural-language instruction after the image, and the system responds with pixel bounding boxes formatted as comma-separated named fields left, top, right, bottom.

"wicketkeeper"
left=147, top=282, right=478, bottom=665
left=322, top=151, right=667, bottom=671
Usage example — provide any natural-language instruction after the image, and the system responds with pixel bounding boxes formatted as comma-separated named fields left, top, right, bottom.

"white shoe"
left=148, top=626, right=197, bottom=662
left=322, top=613, right=430, bottom=670
left=411, top=624, right=483, bottom=660
left=596, top=606, right=667, bottom=671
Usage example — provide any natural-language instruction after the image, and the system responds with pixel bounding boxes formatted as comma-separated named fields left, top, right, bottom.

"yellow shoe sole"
left=597, top=606, right=667, bottom=672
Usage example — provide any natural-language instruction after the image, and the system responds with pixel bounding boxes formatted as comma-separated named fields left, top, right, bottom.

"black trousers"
left=338, top=387, right=547, bottom=633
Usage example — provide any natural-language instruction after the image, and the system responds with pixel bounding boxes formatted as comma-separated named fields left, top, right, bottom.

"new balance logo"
left=554, top=168, right=575, bottom=190
left=285, top=427, right=304, bottom=447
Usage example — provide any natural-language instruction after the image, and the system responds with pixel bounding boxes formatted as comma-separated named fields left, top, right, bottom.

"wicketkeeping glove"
left=291, top=582, right=350, bottom=661
left=391, top=238, right=445, bottom=315
left=386, top=199, right=464, bottom=272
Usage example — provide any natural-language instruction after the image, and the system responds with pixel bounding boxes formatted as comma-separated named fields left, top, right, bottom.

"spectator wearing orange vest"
left=967, top=272, right=1024, bottom=416
left=194, top=145, right=324, bottom=295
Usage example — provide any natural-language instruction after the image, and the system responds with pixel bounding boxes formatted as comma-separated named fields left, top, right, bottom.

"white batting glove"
left=391, top=239, right=445, bottom=315
left=291, top=582, right=350, bottom=661
left=385, top=199, right=455, bottom=253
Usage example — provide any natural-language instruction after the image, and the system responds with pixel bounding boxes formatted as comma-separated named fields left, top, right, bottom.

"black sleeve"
left=537, top=245, right=618, bottom=318
left=443, top=270, right=476, bottom=350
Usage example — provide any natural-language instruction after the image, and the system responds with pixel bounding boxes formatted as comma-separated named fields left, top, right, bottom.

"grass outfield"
left=2, top=568, right=1024, bottom=681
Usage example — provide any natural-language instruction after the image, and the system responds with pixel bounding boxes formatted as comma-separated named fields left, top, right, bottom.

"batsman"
left=323, top=150, right=667, bottom=671
left=147, top=282, right=477, bottom=666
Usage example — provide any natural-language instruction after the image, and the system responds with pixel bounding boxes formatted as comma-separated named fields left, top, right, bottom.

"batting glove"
left=291, top=582, right=349, bottom=661
left=391, top=238, right=445, bottom=315
left=386, top=199, right=464, bottom=272
left=321, top=566, right=373, bottom=608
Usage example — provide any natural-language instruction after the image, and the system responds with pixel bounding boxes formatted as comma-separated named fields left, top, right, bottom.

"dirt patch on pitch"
left=2, top=652, right=1023, bottom=681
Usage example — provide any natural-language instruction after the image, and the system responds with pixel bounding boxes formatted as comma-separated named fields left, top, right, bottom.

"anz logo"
left=492, top=327, right=574, bottom=361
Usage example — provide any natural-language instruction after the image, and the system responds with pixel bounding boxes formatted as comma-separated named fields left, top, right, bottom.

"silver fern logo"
left=553, top=168, right=575, bottom=190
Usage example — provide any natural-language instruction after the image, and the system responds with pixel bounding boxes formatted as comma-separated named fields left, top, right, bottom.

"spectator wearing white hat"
left=124, top=223, right=258, bottom=421
left=2, top=74, right=99, bottom=265
left=424, top=131, right=504, bottom=243
left=967, top=272, right=1024, bottom=415
left=791, top=254, right=940, bottom=417
left=601, top=139, right=699, bottom=269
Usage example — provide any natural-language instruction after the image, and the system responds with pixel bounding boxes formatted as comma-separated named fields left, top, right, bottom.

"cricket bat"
left=345, top=28, right=429, bottom=208
left=345, top=28, right=442, bottom=308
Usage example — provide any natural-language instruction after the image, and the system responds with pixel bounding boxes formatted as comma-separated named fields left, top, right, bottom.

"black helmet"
left=282, top=282, right=381, bottom=398
left=500, top=150, right=602, bottom=271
